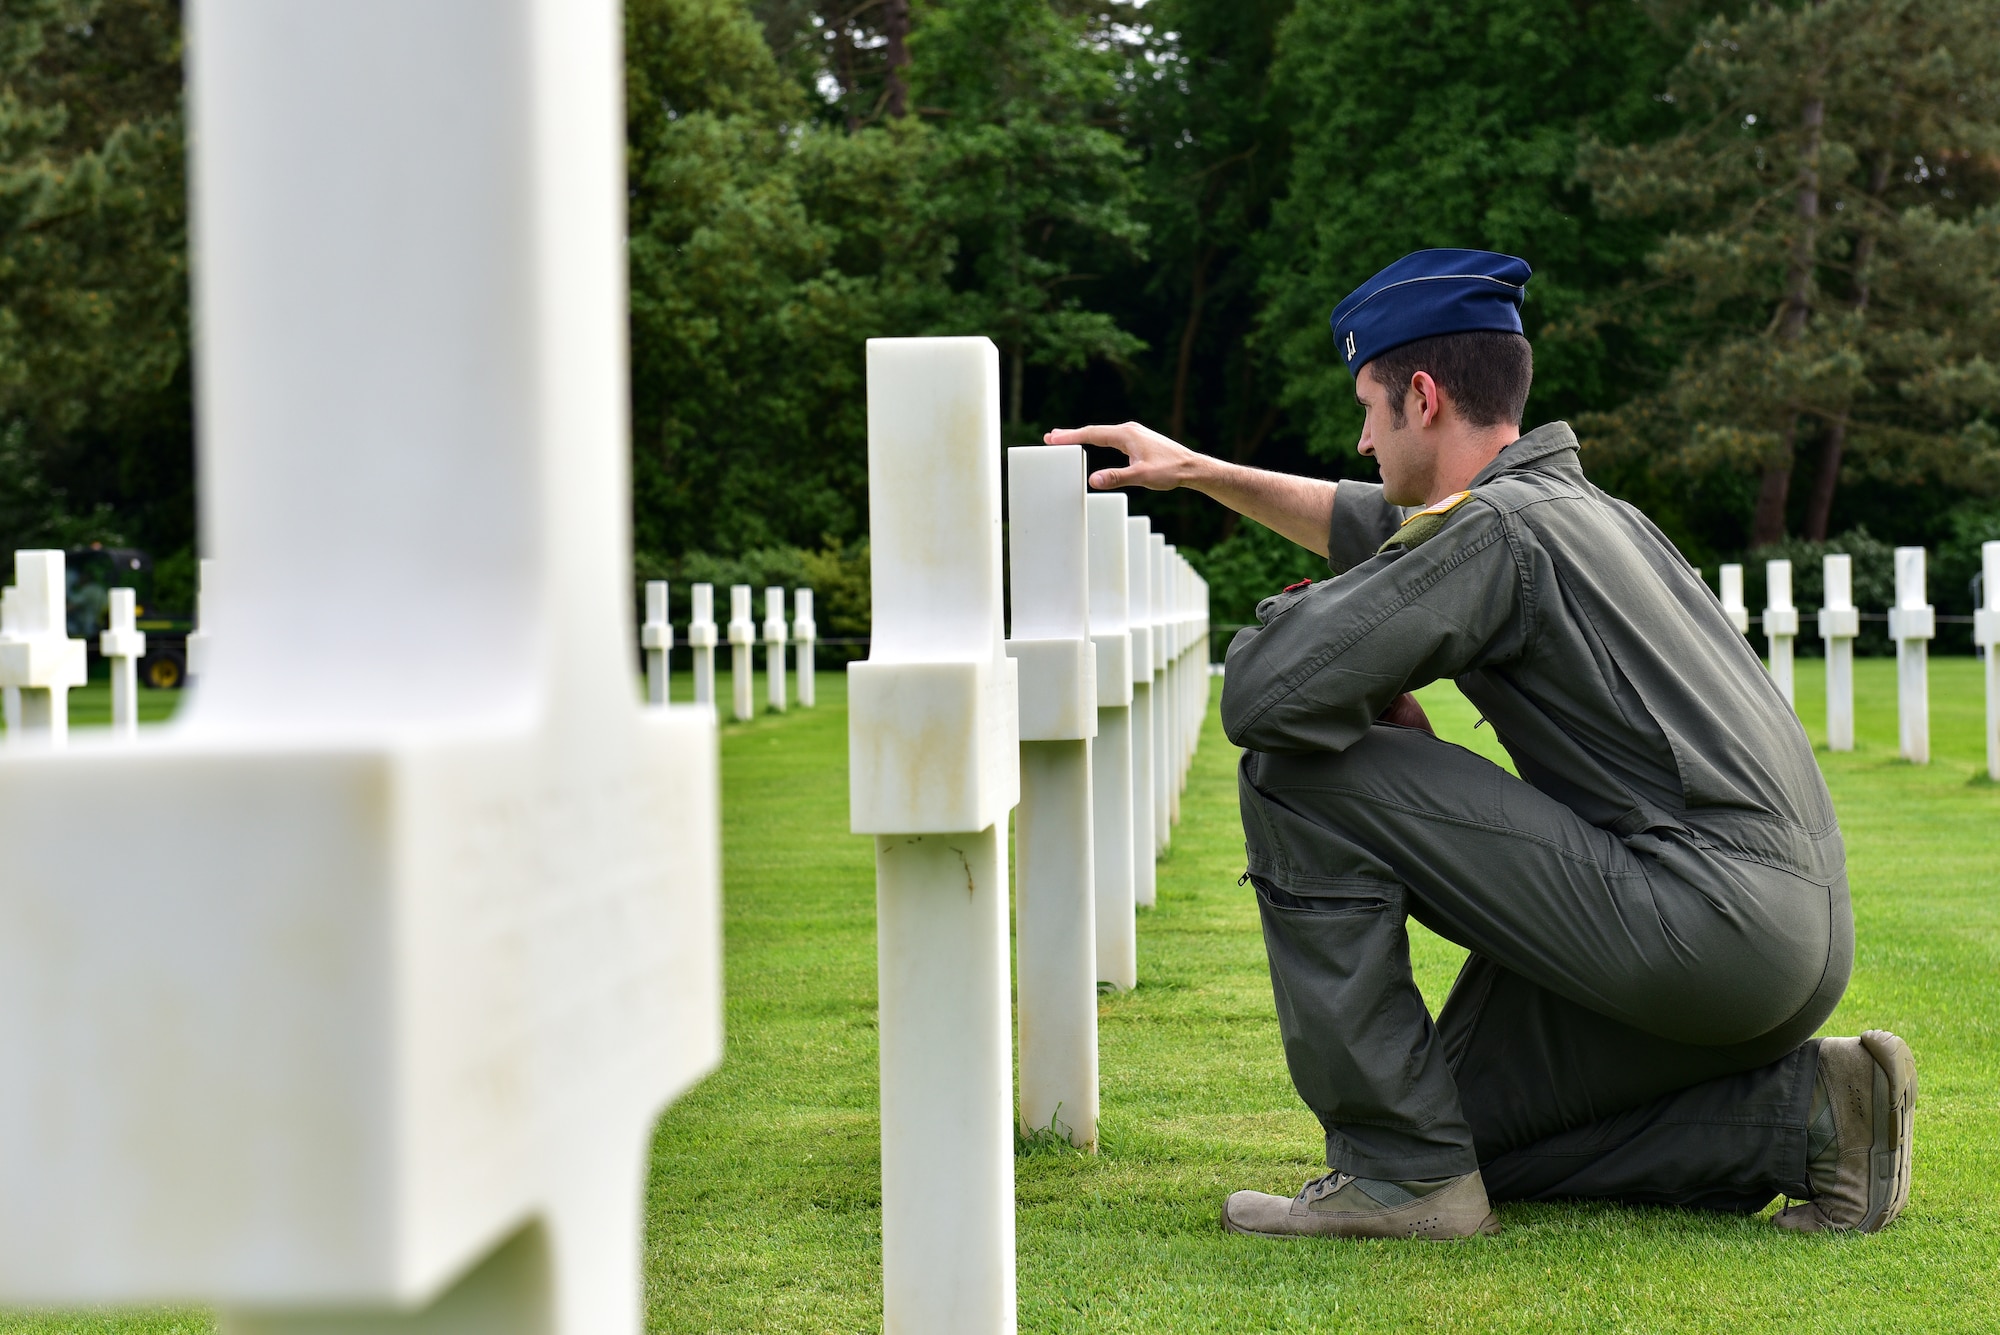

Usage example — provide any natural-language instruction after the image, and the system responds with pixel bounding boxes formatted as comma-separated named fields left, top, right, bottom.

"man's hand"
left=1039, top=419, right=1338, bottom=559
left=1042, top=422, right=1197, bottom=492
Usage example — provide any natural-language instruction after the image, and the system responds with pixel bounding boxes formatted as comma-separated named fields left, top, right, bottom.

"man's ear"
left=1409, top=370, right=1443, bottom=428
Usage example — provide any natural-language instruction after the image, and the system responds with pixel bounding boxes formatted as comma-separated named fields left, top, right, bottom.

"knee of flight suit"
left=1251, top=878, right=1455, bottom=1133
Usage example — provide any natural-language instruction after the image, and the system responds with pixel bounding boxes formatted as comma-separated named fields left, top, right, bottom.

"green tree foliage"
left=910, top=0, right=1147, bottom=431
left=626, top=0, right=952, bottom=558
left=0, top=0, right=187, bottom=563
left=625, top=0, right=1148, bottom=567
left=1579, top=0, right=2000, bottom=548
left=1259, top=0, right=1689, bottom=469
left=1107, top=0, right=1294, bottom=544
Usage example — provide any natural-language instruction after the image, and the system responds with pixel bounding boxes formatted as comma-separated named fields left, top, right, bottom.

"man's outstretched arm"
left=1042, top=421, right=1335, bottom=558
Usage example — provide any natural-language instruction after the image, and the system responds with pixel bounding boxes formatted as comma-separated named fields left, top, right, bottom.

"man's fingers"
left=1088, top=467, right=1134, bottom=491
left=1044, top=424, right=1133, bottom=450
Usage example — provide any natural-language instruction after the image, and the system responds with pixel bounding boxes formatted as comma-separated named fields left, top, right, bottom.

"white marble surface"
left=1891, top=546, right=1935, bottom=764
left=0, top=551, right=88, bottom=745
left=851, top=336, right=1017, bottom=1335
left=0, top=3, right=721, bottom=1330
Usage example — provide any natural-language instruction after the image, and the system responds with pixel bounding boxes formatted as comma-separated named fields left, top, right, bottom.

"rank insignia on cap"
left=1331, top=249, right=1531, bottom=377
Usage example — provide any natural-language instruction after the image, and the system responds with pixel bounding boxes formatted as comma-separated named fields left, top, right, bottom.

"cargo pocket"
left=1251, top=874, right=1441, bottom=1129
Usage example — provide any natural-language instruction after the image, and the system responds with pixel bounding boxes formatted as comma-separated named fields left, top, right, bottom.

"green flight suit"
left=1221, top=421, right=1849, bottom=1211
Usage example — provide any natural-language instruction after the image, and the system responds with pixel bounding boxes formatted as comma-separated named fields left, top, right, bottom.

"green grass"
left=0, top=680, right=184, bottom=739
left=5, top=660, right=1996, bottom=1331
left=647, top=658, right=2000, bottom=1333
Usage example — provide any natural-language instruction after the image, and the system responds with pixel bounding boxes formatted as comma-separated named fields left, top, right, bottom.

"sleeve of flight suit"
left=1324, top=479, right=1407, bottom=576
left=1223, top=496, right=1534, bottom=754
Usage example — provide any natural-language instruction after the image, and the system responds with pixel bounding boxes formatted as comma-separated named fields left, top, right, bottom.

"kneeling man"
left=1047, top=248, right=1914, bottom=1240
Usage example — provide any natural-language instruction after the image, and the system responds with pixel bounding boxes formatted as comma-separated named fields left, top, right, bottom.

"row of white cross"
left=639, top=581, right=817, bottom=717
left=1714, top=544, right=2000, bottom=776
left=850, top=336, right=1211, bottom=1333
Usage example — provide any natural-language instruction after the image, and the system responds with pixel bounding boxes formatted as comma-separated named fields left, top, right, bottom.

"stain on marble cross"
left=0, top=2, right=720, bottom=1332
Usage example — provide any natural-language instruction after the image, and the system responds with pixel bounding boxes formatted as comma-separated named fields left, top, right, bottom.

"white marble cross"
left=792, top=588, right=817, bottom=707
left=1086, top=493, right=1136, bottom=991
left=100, top=586, right=149, bottom=736
left=1718, top=563, right=1750, bottom=635
left=642, top=580, right=673, bottom=705
left=1819, top=554, right=1858, bottom=751
left=0, top=585, right=19, bottom=739
left=728, top=584, right=756, bottom=721
left=763, top=585, right=788, bottom=712
left=186, top=557, right=217, bottom=684
left=0, top=550, right=89, bottom=747
left=1764, top=559, right=1797, bottom=706
left=1006, top=444, right=1099, bottom=1151
left=1149, top=532, right=1171, bottom=852
left=1125, top=516, right=1157, bottom=909
left=850, top=337, right=1019, bottom=1335
left=0, top=4, right=720, bottom=1331
left=1977, top=542, right=2000, bottom=780
left=688, top=583, right=718, bottom=709
left=1890, top=546, right=1935, bottom=764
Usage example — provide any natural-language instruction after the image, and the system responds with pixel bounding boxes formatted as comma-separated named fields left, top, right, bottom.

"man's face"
left=1355, top=364, right=1436, bottom=507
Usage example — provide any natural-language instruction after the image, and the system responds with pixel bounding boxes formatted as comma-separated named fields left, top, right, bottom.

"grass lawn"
left=647, top=658, right=2000, bottom=1333
left=5, top=659, right=1995, bottom=1331
left=0, top=680, right=185, bottom=738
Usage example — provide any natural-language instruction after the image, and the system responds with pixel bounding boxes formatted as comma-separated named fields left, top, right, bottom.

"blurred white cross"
left=0, top=3, right=719, bottom=1332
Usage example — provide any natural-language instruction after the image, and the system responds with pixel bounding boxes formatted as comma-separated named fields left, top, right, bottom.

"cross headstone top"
left=0, top=3, right=720, bottom=1330
left=642, top=580, right=674, bottom=706
left=1978, top=542, right=2000, bottom=780
left=1764, top=559, right=1798, bottom=706
left=687, top=583, right=718, bottom=709
left=0, top=584, right=19, bottom=740
left=0, top=550, right=89, bottom=746
left=850, top=337, right=1018, bottom=1333
left=763, top=585, right=788, bottom=712
left=1718, top=563, right=1749, bottom=635
left=1085, top=493, right=1135, bottom=991
left=100, top=587, right=149, bottom=737
left=1890, top=546, right=1935, bottom=765
left=728, top=584, right=756, bottom=721
left=1820, top=554, right=1859, bottom=753
left=791, top=588, right=817, bottom=708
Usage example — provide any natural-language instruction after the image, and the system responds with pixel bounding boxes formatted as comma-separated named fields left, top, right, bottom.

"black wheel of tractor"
left=142, top=649, right=187, bottom=690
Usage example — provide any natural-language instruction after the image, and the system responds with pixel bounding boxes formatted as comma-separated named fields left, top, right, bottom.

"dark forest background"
left=2, top=0, right=1997, bottom=636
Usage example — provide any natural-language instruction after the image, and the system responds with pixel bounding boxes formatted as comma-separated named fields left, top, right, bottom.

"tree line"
left=2, top=0, right=1996, bottom=630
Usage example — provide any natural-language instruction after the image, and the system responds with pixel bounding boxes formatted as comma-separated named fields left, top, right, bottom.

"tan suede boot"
left=1773, top=1030, right=1916, bottom=1234
left=1222, top=1169, right=1500, bottom=1240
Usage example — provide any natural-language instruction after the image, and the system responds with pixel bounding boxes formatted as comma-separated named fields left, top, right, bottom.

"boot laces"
left=1300, top=1170, right=1355, bottom=1204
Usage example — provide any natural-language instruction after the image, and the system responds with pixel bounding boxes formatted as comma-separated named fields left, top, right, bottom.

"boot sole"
left=1858, top=1029, right=1916, bottom=1233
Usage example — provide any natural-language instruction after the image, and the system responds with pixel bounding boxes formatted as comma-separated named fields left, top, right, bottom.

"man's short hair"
left=1365, top=331, right=1534, bottom=429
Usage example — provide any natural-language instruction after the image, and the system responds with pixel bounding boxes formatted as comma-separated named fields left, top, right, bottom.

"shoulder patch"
left=1377, top=490, right=1475, bottom=556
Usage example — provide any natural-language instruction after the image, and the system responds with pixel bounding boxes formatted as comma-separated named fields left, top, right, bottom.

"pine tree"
left=0, top=0, right=188, bottom=557
left=1579, top=0, right=2000, bottom=543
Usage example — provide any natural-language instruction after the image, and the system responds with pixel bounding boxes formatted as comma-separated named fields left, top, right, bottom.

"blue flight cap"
left=1329, top=249, right=1531, bottom=376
